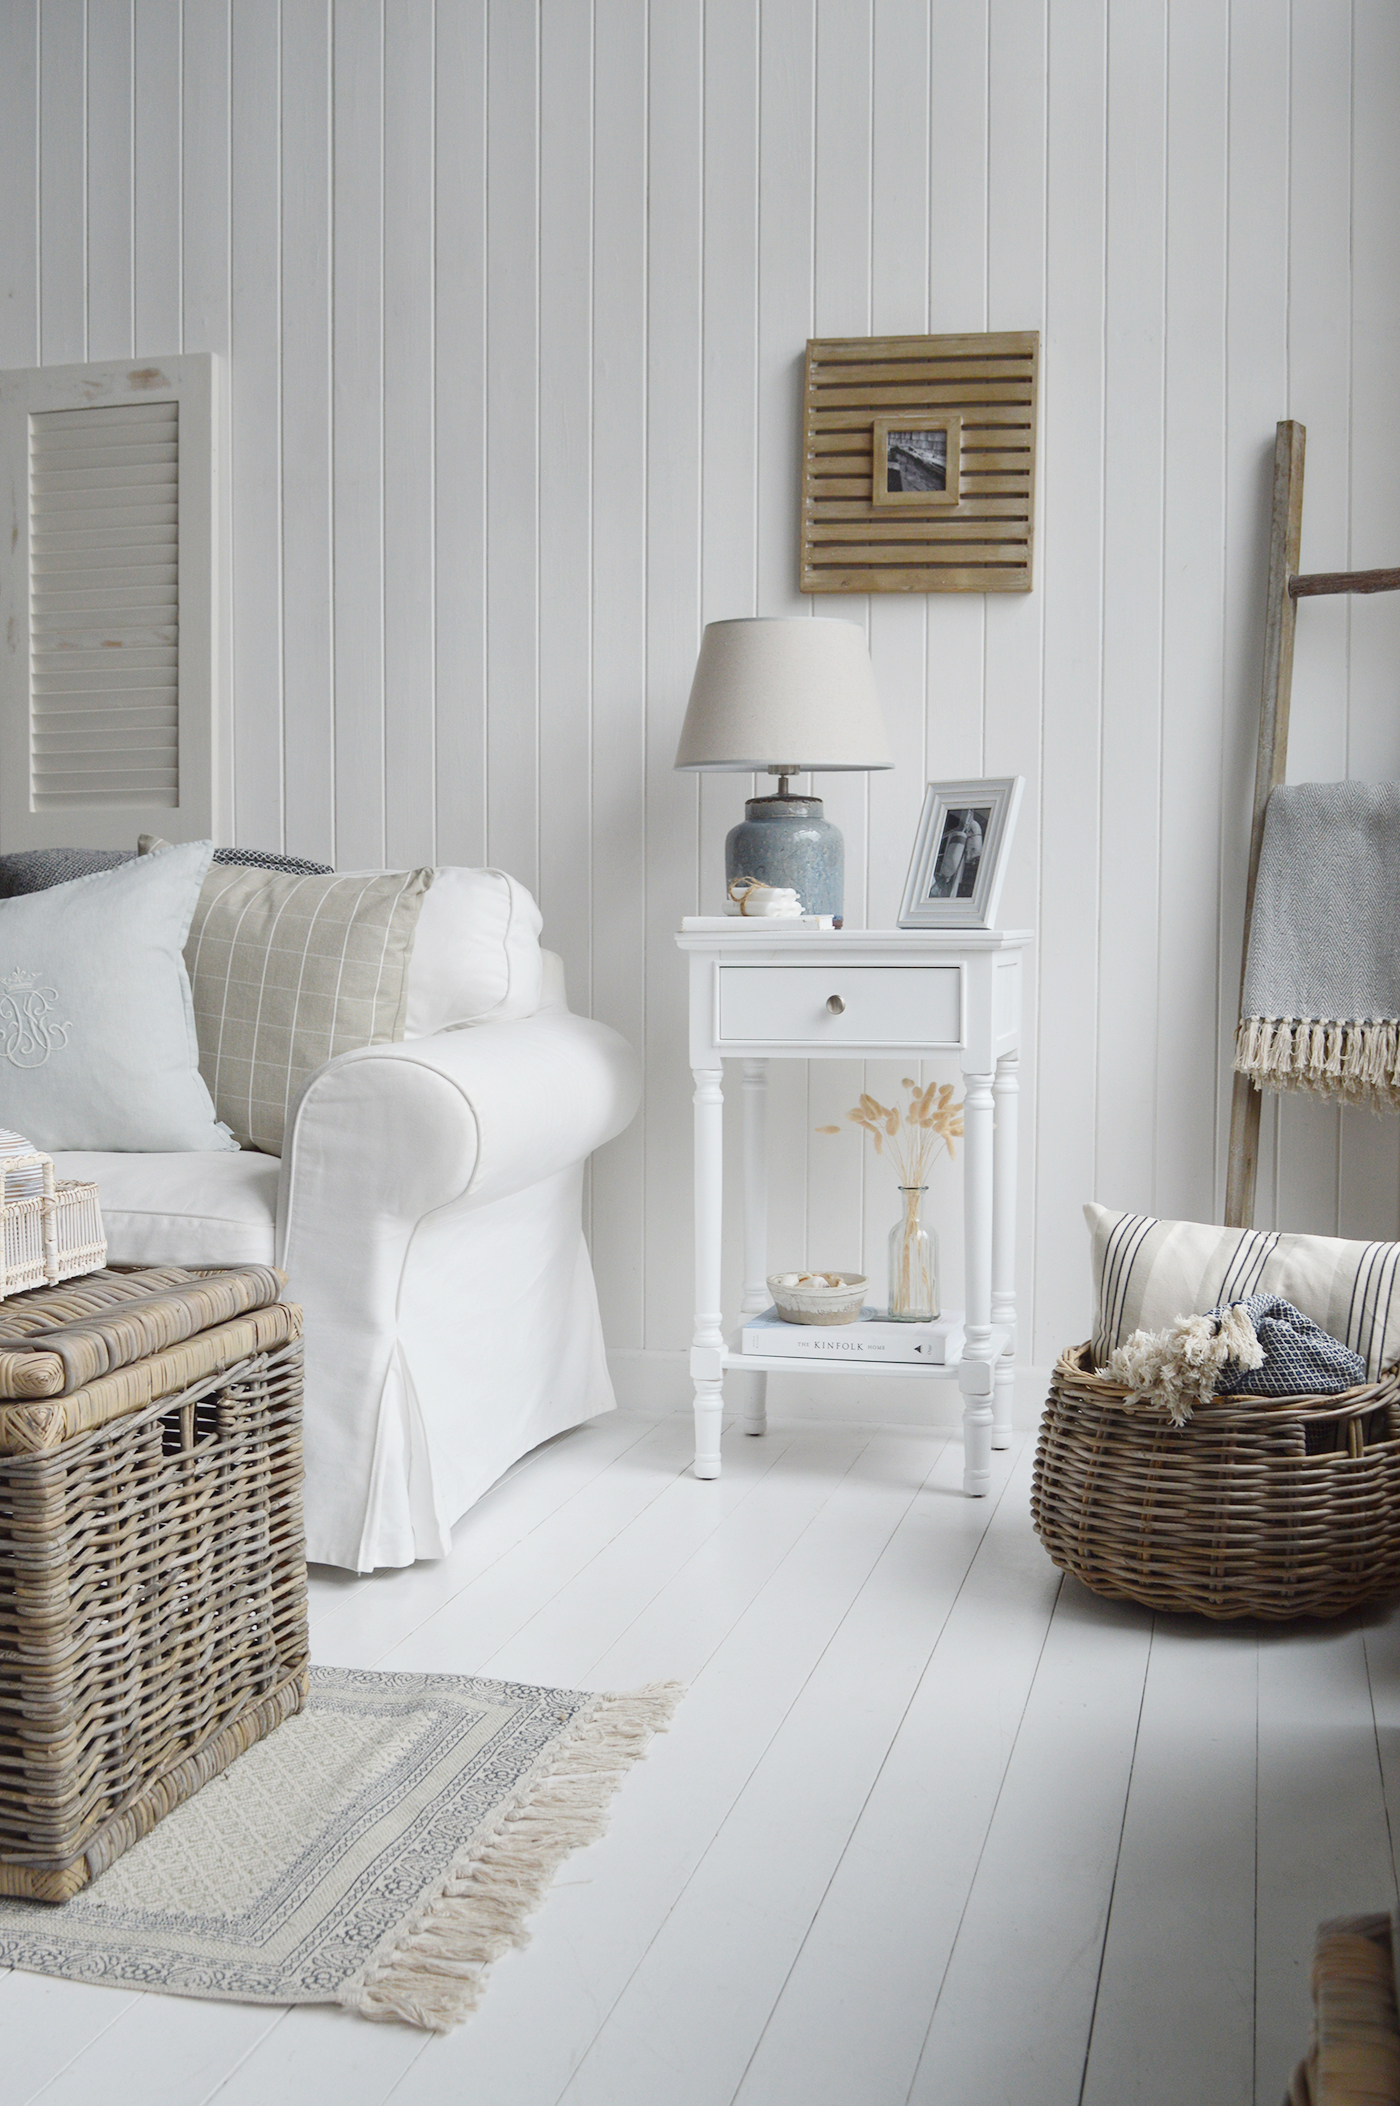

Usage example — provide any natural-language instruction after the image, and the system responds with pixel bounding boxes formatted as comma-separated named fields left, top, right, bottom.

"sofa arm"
left=279, top=1009, right=641, bottom=1234
left=276, top=1008, right=639, bottom=1569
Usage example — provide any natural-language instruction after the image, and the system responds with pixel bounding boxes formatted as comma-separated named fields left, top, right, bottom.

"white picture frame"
left=897, top=776, right=1024, bottom=929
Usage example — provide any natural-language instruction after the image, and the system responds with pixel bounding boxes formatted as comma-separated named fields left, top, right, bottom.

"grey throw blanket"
left=1234, top=780, right=1400, bottom=1111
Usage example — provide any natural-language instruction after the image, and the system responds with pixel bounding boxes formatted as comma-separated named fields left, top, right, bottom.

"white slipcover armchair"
left=54, top=926, right=640, bottom=1572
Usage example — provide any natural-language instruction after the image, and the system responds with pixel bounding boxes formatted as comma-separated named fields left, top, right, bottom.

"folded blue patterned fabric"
left=1213, top=1294, right=1366, bottom=1397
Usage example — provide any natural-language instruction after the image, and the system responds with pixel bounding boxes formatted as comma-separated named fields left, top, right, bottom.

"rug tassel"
left=337, top=1682, right=684, bottom=2032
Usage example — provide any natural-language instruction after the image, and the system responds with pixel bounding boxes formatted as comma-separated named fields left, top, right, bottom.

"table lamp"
left=673, top=616, right=892, bottom=921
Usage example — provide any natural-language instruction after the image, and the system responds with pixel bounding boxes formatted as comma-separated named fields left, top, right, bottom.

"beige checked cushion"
left=1086, top=1202, right=1400, bottom=1380
left=185, top=866, right=432, bottom=1153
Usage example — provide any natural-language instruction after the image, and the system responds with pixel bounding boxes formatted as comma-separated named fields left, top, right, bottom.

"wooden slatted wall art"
left=800, top=332, right=1040, bottom=594
left=0, top=355, right=219, bottom=851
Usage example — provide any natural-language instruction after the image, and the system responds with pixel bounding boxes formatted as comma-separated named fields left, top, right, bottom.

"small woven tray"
left=1031, top=1343, right=1400, bottom=1619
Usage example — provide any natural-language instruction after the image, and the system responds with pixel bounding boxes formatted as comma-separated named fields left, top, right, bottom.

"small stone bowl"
left=767, top=1271, right=867, bottom=1326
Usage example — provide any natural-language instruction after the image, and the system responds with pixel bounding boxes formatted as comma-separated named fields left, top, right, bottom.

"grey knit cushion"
left=0, top=848, right=134, bottom=896
left=0, top=845, right=334, bottom=898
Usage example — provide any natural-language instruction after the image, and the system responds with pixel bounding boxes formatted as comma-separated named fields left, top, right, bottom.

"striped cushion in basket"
left=186, top=866, right=432, bottom=1154
left=1086, top=1202, right=1400, bottom=1381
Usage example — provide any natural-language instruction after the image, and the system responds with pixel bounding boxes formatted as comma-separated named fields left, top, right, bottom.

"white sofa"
left=52, top=881, right=641, bottom=1574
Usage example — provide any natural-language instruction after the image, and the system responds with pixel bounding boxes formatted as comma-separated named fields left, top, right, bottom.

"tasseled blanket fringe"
left=1234, top=1015, right=1400, bottom=1113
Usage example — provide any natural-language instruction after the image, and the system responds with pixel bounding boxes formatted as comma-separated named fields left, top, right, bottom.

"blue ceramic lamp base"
left=725, top=794, right=844, bottom=921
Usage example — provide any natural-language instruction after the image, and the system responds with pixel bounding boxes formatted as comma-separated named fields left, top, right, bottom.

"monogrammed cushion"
left=1086, top=1202, right=1400, bottom=1380
left=0, top=842, right=234, bottom=1152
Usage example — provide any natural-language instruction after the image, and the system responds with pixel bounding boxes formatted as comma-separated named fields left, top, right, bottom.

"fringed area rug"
left=0, top=1666, right=681, bottom=2032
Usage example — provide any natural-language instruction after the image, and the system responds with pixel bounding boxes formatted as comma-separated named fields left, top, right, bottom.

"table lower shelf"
left=720, top=1322, right=1009, bottom=1379
left=722, top=1340, right=963, bottom=1377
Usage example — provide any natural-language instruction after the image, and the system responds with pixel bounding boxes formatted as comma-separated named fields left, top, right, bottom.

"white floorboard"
left=7, top=1406, right=1400, bottom=2106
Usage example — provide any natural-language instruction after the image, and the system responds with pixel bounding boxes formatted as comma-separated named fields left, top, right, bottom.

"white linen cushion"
left=402, top=867, right=543, bottom=1036
left=0, top=841, right=234, bottom=1152
left=1086, top=1202, right=1400, bottom=1378
left=54, top=1150, right=279, bottom=1266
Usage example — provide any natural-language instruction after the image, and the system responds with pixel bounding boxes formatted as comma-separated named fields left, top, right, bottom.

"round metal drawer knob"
left=826, top=994, right=846, bottom=1015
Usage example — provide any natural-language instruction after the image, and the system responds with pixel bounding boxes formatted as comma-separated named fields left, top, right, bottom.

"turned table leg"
left=690, top=1065, right=725, bottom=1478
left=957, top=1068, right=995, bottom=1496
left=739, top=1058, right=769, bottom=1436
left=991, top=1051, right=1019, bottom=1449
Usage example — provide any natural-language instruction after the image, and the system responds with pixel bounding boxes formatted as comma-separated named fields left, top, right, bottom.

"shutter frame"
left=0, top=354, right=219, bottom=850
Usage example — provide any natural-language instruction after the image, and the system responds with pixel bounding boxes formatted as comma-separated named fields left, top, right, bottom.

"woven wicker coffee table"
left=0, top=1264, right=310, bottom=1900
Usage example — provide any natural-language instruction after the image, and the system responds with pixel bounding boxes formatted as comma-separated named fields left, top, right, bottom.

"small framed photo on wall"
left=898, top=777, right=1024, bottom=929
left=870, top=414, right=962, bottom=508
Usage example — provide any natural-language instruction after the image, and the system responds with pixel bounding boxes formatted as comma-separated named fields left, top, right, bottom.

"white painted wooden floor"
left=4, top=1407, right=1400, bottom=2106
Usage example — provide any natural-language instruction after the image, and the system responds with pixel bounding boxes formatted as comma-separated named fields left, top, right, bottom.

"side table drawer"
left=717, top=965, right=962, bottom=1048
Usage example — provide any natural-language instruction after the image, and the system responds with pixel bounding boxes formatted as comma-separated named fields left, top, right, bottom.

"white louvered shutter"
left=0, top=355, right=219, bottom=850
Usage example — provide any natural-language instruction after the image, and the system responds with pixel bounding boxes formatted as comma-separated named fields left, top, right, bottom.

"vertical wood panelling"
left=920, top=0, right=987, bottom=790
left=180, top=0, right=231, bottom=827
left=229, top=0, right=283, bottom=853
left=382, top=0, right=437, bottom=868
left=331, top=0, right=384, bottom=868
left=133, top=0, right=181, bottom=352
left=642, top=0, right=703, bottom=1358
left=806, top=0, right=872, bottom=1282
left=589, top=0, right=649, bottom=1347
left=1274, top=4, right=1354, bottom=1239
left=984, top=0, right=1045, bottom=1359
left=1094, top=2, right=1164, bottom=1218
left=431, top=0, right=487, bottom=870
left=1153, top=0, right=1228, bottom=1226
left=40, top=0, right=88, bottom=362
left=1031, top=0, right=1105, bottom=1357
left=280, top=0, right=335, bottom=865
left=754, top=0, right=815, bottom=1289
left=700, top=0, right=761, bottom=1326
left=1339, top=0, right=1400, bottom=1241
left=11, top=2, right=1400, bottom=1387
left=0, top=2, right=40, bottom=369
left=536, top=0, right=593, bottom=1007
left=1216, top=0, right=1289, bottom=1236
left=86, top=0, right=134, bottom=359
left=483, top=0, right=538, bottom=890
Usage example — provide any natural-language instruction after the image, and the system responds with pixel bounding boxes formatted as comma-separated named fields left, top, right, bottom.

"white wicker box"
left=0, top=1150, right=106, bottom=1300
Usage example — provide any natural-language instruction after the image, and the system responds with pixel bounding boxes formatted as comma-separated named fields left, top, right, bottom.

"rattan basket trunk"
left=0, top=1297, right=309, bottom=1901
left=1031, top=1343, right=1400, bottom=1621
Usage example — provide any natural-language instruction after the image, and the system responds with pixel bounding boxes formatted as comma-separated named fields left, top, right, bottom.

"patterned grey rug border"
left=0, top=1668, right=683, bottom=2034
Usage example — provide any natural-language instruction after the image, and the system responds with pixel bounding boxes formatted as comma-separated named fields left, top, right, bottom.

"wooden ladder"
left=1224, top=419, right=1400, bottom=1229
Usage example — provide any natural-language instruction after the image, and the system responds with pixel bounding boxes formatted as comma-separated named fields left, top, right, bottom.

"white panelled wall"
left=2, top=2, right=1399, bottom=1391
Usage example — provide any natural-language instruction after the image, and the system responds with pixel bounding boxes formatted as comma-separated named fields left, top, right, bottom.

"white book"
left=740, top=1306, right=964, bottom=1364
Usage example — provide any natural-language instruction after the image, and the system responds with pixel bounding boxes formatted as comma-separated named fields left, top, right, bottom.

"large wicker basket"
left=0, top=1286, right=309, bottom=1900
left=1031, top=1343, right=1400, bottom=1620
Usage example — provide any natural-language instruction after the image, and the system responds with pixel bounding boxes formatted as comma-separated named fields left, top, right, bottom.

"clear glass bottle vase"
left=888, top=1185, right=939, bottom=1321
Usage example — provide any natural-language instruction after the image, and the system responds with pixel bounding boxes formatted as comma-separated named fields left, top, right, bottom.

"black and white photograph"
left=926, top=803, right=992, bottom=899
left=886, top=425, right=947, bottom=494
left=898, top=776, right=1025, bottom=928
left=871, top=412, right=961, bottom=508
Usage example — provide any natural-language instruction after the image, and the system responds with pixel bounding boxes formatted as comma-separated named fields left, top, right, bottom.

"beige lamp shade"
left=674, top=616, right=893, bottom=773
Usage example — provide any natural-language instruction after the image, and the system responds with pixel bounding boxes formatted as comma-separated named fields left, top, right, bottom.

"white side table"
left=677, top=924, right=1032, bottom=1496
